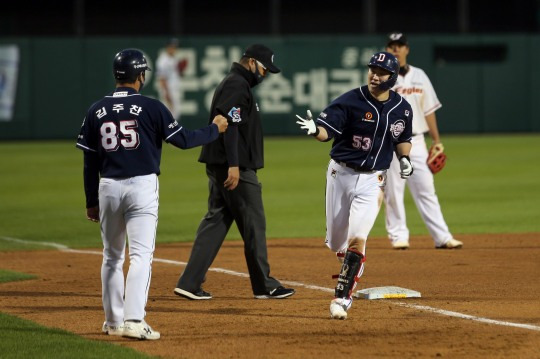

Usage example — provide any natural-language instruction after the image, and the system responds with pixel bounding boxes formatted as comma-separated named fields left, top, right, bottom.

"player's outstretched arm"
left=168, top=115, right=227, bottom=149
left=295, top=110, right=328, bottom=141
left=212, top=115, right=228, bottom=133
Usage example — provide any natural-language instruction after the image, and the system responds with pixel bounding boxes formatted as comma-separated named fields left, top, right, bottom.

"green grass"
left=1, top=134, right=539, bottom=250
left=0, top=312, right=154, bottom=359
left=0, top=267, right=152, bottom=359
left=0, top=134, right=538, bottom=357
left=0, top=269, right=37, bottom=283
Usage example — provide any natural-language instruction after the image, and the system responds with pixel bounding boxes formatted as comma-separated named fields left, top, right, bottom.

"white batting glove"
left=399, top=155, right=414, bottom=179
left=295, top=110, right=320, bottom=136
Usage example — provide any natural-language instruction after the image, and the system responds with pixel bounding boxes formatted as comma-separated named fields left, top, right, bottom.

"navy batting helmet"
left=113, top=48, right=151, bottom=82
left=367, top=51, right=399, bottom=91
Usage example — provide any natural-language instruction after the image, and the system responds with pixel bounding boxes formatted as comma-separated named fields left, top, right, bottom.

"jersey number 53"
left=352, top=135, right=372, bottom=151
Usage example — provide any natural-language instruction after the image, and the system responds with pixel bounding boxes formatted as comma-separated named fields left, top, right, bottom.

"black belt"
left=336, top=161, right=376, bottom=173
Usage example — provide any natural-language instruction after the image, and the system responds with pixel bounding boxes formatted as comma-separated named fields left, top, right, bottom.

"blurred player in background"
left=384, top=32, right=463, bottom=250
left=155, top=38, right=186, bottom=120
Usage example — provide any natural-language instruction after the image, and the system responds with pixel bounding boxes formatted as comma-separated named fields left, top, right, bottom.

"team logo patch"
left=331, top=169, right=337, bottom=178
left=319, top=112, right=328, bottom=119
left=228, top=107, right=242, bottom=122
left=390, top=120, right=406, bottom=138
left=405, top=110, right=410, bottom=117
left=362, top=112, right=374, bottom=122
left=389, top=32, right=405, bottom=42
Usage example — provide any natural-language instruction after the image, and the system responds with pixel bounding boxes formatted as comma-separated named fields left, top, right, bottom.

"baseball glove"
left=427, top=143, right=446, bottom=174
left=177, top=59, right=188, bottom=75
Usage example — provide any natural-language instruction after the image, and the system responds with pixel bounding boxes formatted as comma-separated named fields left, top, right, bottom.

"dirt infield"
left=1, top=233, right=539, bottom=358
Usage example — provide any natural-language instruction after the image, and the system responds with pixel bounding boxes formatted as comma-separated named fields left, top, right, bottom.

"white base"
left=354, top=286, right=421, bottom=300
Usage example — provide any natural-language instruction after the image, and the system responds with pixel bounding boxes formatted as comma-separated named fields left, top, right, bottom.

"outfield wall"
left=0, top=35, right=539, bottom=140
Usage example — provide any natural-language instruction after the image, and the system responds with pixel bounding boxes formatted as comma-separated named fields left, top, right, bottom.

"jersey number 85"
left=100, top=120, right=140, bottom=151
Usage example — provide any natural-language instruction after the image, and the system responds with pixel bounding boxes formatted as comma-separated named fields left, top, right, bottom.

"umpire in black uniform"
left=174, top=44, right=295, bottom=300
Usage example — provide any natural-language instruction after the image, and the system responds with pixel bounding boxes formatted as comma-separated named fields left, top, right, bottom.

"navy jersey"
left=76, top=87, right=219, bottom=178
left=316, top=85, right=413, bottom=170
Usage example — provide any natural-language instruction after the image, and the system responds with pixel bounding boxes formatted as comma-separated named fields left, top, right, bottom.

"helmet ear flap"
left=380, top=70, right=398, bottom=90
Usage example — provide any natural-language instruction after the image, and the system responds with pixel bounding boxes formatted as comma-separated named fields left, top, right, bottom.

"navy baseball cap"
left=243, top=44, right=281, bottom=73
left=387, top=32, right=409, bottom=46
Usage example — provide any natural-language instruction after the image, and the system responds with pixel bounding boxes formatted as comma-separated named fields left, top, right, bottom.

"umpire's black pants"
left=176, top=164, right=281, bottom=295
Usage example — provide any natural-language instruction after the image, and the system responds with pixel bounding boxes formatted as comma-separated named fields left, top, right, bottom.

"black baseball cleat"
left=174, top=287, right=212, bottom=300
left=254, top=286, right=295, bottom=299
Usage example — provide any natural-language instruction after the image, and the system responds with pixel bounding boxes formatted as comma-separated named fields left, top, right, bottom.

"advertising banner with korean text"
left=149, top=38, right=384, bottom=134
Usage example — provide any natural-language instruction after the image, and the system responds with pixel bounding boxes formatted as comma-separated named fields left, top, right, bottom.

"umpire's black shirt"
left=199, top=63, right=264, bottom=170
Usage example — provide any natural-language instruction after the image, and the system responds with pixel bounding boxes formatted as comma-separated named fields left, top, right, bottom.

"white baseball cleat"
left=123, top=320, right=160, bottom=340
left=436, top=238, right=463, bottom=249
left=330, top=298, right=349, bottom=320
left=102, top=322, right=124, bottom=336
left=392, top=240, right=410, bottom=250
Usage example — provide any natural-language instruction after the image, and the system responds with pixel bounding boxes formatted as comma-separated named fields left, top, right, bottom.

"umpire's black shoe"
left=174, top=287, right=212, bottom=300
left=254, top=286, right=295, bottom=299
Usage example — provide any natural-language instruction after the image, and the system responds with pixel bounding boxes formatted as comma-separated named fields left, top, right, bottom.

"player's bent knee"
left=348, top=237, right=366, bottom=252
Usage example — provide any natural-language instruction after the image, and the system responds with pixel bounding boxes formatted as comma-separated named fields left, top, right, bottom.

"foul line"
left=394, top=303, right=540, bottom=332
left=1, top=236, right=539, bottom=332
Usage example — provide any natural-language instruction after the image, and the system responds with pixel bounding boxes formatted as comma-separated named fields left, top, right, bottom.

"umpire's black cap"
left=243, top=44, right=281, bottom=73
left=387, top=32, right=409, bottom=47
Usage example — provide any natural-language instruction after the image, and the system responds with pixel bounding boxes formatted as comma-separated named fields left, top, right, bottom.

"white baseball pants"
left=325, top=159, right=386, bottom=254
left=384, top=134, right=453, bottom=246
left=158, top=87, right=181, bottom=120
left=99, top=174, right=159, bottom=326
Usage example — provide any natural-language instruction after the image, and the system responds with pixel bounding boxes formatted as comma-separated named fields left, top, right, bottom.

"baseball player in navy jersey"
left=296, top=51, right=413, bottom=320
left=384, top=32, right=463, bottom=250
left=76, top=48, right=227, bottom=340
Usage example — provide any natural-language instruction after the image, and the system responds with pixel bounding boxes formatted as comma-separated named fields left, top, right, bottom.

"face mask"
left=253, top=61, right=264, bottom=84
